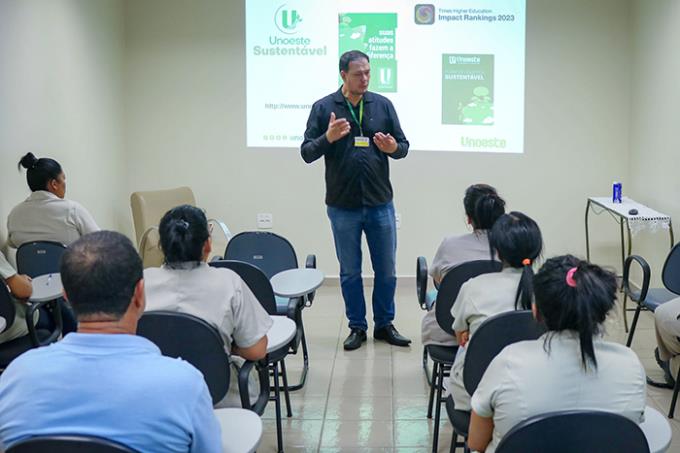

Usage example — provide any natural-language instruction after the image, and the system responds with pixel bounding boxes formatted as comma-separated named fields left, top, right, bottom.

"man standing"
left=0, top=231, right=221, bottom=452
left=301, top=50, right=411, bottom=350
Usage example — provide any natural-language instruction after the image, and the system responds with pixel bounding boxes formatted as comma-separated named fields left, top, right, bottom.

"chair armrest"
left=26, top=298, right=63, bottom=347
left=623, top=255, right=651, bottom=303
left=138, top=226, right=159, bottom=260
left=208, top=218, right=233, bottom=243
left=238, top=359, right=270, bottom=415
left=416, top=256, right=428, bottom=310
left=304, top=254, right=317, bottom=306
left=210, top=255, right=223, bottom=262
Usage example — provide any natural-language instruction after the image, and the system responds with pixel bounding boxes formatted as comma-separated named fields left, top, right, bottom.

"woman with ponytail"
left=447, top=211, right=542, bottom=412
left=421, top=184, right=506, bottom=347
left=467, top=255, right=645, bottom=453
left=143, top=205, right=273, bottom=407
left=7, top=153, right=99, bottom=247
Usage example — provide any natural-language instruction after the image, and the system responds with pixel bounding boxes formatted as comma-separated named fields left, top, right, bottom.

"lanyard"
left=345, top=98, right=364, bottom=136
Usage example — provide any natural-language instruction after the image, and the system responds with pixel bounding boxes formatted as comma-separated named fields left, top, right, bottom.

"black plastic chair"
left=624, top=243, right=680, bottom=347
left=0, top=281, right=62, bottom=373
left=416, top=256, right=436, bottom=385
left=8, top=435, right=135, bottom=452
left=446, top=310, right=546, bottom=452
left=495, top=410, right=650, bottom=453
left=426, top=260, right=502, bottom=453
left=209, top=260, right=295, bottom=453
left=137, top=311, right=268, bottom=412
left=224, top=231, right=316, bottom=391
left=15, top=241, right=66, bottom=278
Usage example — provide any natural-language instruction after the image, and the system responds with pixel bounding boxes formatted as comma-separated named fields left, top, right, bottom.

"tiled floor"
left=255, top=283, right=680, bottom=452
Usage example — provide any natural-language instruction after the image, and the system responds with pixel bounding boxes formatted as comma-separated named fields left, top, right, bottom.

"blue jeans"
left=327, top=201, right=397, bottom=331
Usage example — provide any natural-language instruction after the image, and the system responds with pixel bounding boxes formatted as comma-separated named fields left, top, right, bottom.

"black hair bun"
left=18, top=152, right=38, bottom=170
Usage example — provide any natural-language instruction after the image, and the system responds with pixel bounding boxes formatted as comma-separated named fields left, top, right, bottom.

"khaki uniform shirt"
left=471, top=332, right=646, bottom=453
left=0, top=252, right=37, bottom=344
left=7, top=191, right=99, bottom=247
left=422, top=231, right=492, bottom=346
left=143, top=262, right=273, bottom=407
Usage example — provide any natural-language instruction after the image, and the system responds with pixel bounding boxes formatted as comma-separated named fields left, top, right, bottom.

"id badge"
left=354, top=136, right=370, bottom=148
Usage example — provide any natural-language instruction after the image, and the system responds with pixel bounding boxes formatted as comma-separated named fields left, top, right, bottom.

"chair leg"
left=272, top=362, right=284, bottom=453
left=432, top=363, right=445, bottom=453
left=623, top=292, right=629, bottom=333
left=280, top=360, right=293, bottom=418
left=449, top=431, right=456, bottom=453
left=287, top=313, right=309, bottom=392
left=427, top=361, right=438, bottom=419
left=626, top=305, right=642, bottom=347
left=669, top=367, right=680, bottom=419
left=424, top=348, right=432, bottom=385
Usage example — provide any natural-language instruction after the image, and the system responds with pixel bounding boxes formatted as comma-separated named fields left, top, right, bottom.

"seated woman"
left=144, top=205, right=272, bottom=407
left=448, top=212, right=543, bottom=411
left=7, top=153, right=99, bottom=248
left=421, top=184, right=505, bottom=347
left=468, top=255, right=646, bottom=453
left=0, top=251, right=38, bottom=344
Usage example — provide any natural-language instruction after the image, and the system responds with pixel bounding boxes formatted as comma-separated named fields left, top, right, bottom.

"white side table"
left=29, top=274, right=63, bottom=303
left=0, top=317, right=6, bottom=333
left=640, top=406, right=672, bottom=453
left=270, top=268, right=324, bottom=298
left=266, top=316, right=296, bottom=353
left=213, top=407, right=262, bottom=453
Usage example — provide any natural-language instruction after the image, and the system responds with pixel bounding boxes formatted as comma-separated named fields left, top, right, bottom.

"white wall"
left=0, top=0, right=126, bottom=252
left=628, top=0, right=680, bottom=283
left=123, top=0, right=631, bottom=277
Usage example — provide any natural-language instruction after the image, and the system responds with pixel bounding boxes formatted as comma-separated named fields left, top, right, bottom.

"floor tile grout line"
left=315, top=310, right=342, bottom=452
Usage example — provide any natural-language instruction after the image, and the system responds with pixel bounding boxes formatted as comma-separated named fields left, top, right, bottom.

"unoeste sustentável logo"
left=275, top=4, right=302, bottom=34
left=414, top=4, right=435, bottom=25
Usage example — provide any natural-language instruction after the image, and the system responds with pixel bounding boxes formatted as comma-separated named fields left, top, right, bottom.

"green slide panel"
left=442, top=54, right=495, bottom=125
left=339, top=13, right=397, bottom=93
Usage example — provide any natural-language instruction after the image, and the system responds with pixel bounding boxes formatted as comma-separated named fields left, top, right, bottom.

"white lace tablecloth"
left=589, top=197, right=672, bottom=236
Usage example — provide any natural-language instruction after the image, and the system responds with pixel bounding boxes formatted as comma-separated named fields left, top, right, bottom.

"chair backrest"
left=623, top=255, right=651, bottom=303
left=495, top=410, right=650, bottom=453
left=435, top=260, right=502, bottom=335
left=16, top=241, right=66, bottom=278
left=209, top=260, right=277, bottom=315
left=137, top=311, right=229, bottom=405
left=130, top=187, right=196, bottom=268
left=662, top=242, right=680, bottom=295
left=8, top=435, right=135, bottom=453
left=463, top=310, right=546, bottom=395
left=416, top=256, right=428, bottom=310
left=0, top=283, right=17, bottom=330
left=225, top=232, right=298, bottom=279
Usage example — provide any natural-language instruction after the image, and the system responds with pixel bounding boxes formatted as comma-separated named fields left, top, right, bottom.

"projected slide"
left=246, top=1, right=526, bottom=153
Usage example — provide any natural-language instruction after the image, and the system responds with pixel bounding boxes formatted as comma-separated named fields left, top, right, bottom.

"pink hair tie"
left=566, top=267, right=578, bottom=287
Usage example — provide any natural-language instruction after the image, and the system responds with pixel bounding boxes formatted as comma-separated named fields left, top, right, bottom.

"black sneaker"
left=374, top=323, right=412, bottom=347
left=343, top=328, right=367, bottom=350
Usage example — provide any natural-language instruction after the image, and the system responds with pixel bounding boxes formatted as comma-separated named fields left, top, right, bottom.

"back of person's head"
left=61, top=231, right=143, bottom=320
left=17, top=152, right=63, bottom=192
left=533, top=255, right=617, bottom=370
left=489, top=211, right=543, bottom=309
left=463, top=184, right=505, bottom=230
left=159, top=204, right=209, bottom=264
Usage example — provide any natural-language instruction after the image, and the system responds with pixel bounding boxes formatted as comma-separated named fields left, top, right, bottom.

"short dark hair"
left=61, top=231, right=143, bottom=319
left=534, top=255, right=617, bottom=370
left=339, top=50, right=369, bottom=73
left=489, top=211, right=543, bottom=309
left=18, top=152, right=63, bottom=192
left=463, top=184, right=505, bottom=230
left=159, top=205, right=209, bottom=264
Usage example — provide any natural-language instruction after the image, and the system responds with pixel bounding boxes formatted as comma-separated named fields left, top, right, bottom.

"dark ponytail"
left=489, top=211, right=543, bottom=309
left=159, top=205, right=209, bottom=264
left=533, top=255, right=617, bottom=370
left=463, top=184, right=506, bottom=230
left=18, top=153, right=63, bottom=192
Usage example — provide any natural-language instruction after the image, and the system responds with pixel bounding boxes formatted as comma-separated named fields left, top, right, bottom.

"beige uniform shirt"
left=0, top=252, right=37, bottom=344
left=422, top=232, right=492, bottom=346
left=448, top=267, right=523, bottom=410
left=471, top=332, right=646, bottom=453
left=7, top=191, right=99, bottom=247
left=143, top=262, right=273, bottom=407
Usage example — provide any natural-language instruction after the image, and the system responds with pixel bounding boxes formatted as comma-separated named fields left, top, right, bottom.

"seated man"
left=0, top=231, right=221, bottom=452
left=653, top=297, right=680, bottom=387
left=0, top=251, right=36, bottom=344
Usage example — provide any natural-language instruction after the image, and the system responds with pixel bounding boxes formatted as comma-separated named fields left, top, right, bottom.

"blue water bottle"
left=612, top=182, right=622, bottom=203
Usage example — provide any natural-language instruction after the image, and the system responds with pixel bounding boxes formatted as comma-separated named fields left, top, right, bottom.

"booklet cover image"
left=442, top=54, right=495, bottom=125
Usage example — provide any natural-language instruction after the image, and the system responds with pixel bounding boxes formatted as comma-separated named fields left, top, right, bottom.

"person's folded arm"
left=6, top=274, right=32, bottom=300
left=468, top=410, right=494, bottom=452
left=232, top=336, right=268, bottom=361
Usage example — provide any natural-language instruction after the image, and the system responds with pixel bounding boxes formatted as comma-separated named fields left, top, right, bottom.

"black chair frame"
left=8, top=434, right=136, bottom=452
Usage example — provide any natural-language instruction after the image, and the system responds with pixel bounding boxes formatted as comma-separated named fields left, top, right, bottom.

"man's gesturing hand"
left=373, top=132, right=398, bottom=154
left=325, top=112, right=351, bottom=144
